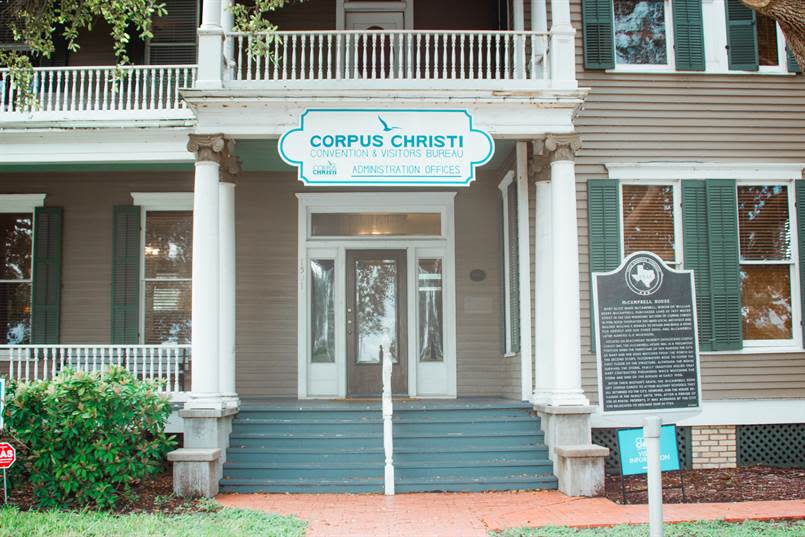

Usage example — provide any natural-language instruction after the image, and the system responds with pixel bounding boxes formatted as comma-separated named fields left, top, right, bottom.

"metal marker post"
left=644, top=416, right=664, bottom=537
left=2, top=469, right=6, bottom=505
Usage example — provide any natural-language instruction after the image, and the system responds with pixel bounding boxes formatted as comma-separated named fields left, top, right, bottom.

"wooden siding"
left=565, top=0, right=805, bottom=401
left=0, top=169, right=516, bottom=398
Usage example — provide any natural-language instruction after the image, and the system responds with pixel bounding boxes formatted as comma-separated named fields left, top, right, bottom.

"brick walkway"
left=217, top=491, right=805, bottom=537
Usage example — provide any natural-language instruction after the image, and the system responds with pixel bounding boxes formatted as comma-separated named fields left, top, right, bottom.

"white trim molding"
left=606, top=162, right=805, bottom=181
left=131, top=192, right=194, bottom=211
left=591, top=399, right=805, bottom=428
left=0, top=194, right=46, bottom=213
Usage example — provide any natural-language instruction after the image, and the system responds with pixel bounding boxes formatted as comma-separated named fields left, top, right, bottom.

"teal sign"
left=617, top=425, right=680, bottom=476
left=279, top=109, right=494, bottom=186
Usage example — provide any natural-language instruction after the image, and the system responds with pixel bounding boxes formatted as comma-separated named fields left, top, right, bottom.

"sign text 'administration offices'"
left=279, top=109, right=495, bottom=186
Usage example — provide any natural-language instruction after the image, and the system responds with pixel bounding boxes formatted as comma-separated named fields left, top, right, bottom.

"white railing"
left=0, top=65, right=196, bottom=115
left=227, top=30, right=549, bottom=84
left=2, top=344, right=191, bottom=394
left=381, top=345, right=394, bottom=496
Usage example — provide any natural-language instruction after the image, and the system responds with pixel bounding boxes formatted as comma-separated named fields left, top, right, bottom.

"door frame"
left=296, top=192, right=457, bottom=399
left=336, top=1, right=414, bottom=30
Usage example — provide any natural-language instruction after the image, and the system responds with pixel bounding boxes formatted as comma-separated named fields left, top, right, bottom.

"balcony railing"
left=0, top=64, right=196, bottom=117
left=226, top=30, right=550, bottom=87
left=2, top=344, right=191, bottom=395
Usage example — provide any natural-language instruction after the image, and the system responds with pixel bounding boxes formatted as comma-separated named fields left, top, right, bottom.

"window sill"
left=503, top=352, right=520, bottom=359
left=700, top=346, right=803, bottom=356
left=604, top=68, right=796, bottom=76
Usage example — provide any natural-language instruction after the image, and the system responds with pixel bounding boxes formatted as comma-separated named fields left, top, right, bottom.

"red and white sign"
left=0, top=443, right=15, bottom=469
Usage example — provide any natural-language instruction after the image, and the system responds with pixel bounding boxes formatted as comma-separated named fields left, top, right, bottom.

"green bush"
left=3, top=367, right=176, bottom=510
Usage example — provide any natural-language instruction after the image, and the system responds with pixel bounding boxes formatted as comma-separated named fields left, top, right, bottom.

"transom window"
left=737, top=185, right=794, bottom=343
left=311, top=212, right=441, bottom=237
left=143, top=210, right=193, bottom=344
left=0, top=212, right=33, bottom=344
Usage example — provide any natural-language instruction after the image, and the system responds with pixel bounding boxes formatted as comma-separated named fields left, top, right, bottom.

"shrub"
left=3, top=367, right=176, bottom=510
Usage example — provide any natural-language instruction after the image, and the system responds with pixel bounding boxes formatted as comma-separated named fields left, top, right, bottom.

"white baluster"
left=8, top=348, right=14, bottom=380
left=46, top=70, right=54, bottom=111
left=336, top=33, right=343, bottom=80
left=326, top=34, right=333, bottom=79
left=382, top=345, right=394, bottom=496
left=362, top=34, right=369, bottom=79
left=33, top=348, right=38, bottom=381
left=415, top=34, right=421, bottom=79
left=158, top=348, right=164, bottom=387
left=504, top=35, right=511, bottom=79
left=379, top=33, right=385, bottom=79
left=149, top=347, right=155, bottom=381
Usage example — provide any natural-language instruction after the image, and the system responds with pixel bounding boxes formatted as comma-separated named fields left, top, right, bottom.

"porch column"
left=513, top=0, right=525, bottom=30
left=186, top=134, right=225, bottom=408
left=516, top=142, right=534, bottom=400
left=197, top=0, right=224, bottom=89
left=219, top=181, right=238, bottom=407
left=545, top=134, right=588, bottom=407
left=549, top=0, right=577, bottom=89
left=531, top=153, right=554, bottom=405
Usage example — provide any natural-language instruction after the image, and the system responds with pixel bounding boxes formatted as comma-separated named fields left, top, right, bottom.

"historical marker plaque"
left=593, top=251, right=701, bottom=415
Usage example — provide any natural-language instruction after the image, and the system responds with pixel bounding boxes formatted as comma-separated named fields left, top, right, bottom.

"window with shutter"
left=31, top=207, right=62, bottom=344
left=672, top=0, right=705, bottom=71
left=587, top=179, right=621, bottom=351
left=737, top=185, right=796, bottom=345
left=147, top=0, right=200, bottom=65
left=112, top=206, right=142, bottom=344
left=0, top=211, right=34, bottom=344
left=725, top=0, right=759, bottom=71
left=621, top=184, right=679, bottom=265
left=613, top=0, right=672, bottom=66
left=582, top=0, right=616, bottom=69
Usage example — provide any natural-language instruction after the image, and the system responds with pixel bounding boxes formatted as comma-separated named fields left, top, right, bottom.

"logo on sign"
left=625, top=256, right=663, bottom=296
left=279, top=109, right=494, bottom=186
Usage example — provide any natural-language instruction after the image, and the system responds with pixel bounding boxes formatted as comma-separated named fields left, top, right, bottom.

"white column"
left=512, top=0, right=525, bottom=30
left=221, top=0, right=235, bottom=81
left=187, top=135, right=224, bottom=409
left=516, top=142, right=533, bottom=401
left=532, top=178, right=554, bottom=405
left=549, top=0, right=577, bottom=89
left=197, top=0, right=224, bottom=89
left=546, top=135, right=588, bottom=406
left=532, top=0, right=548, bottom=60
left=219, top=181, right=237, bottom=407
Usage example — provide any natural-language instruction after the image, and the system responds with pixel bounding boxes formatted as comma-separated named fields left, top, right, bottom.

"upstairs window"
left=613, top=0, right=671, bottom=67
left=147, top=0, right=200, bottom=64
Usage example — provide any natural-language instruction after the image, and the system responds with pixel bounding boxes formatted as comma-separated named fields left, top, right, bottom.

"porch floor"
left=238, top=397, right=532, bottom=410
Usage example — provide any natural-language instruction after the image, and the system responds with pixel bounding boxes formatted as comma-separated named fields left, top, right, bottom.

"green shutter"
left=31, top=207, right=63, bottom=344
left=682, top=181, right=713, bottom=351
left=683, top=180, right=743, bottom=352
left=587, top=179, right=621, bottom=351
left=705, top=180, right=742, bottom=350
left=796, top=181, right=805, bottom=347
left=582, top=0, right=615, bottom=70
left=725, top=0, right=759, bottom=71
left=788, top=47, right=802, bottom=74
left=673, top=0, right=705, bottom=71
left=112, top=205, right=141, bottom=344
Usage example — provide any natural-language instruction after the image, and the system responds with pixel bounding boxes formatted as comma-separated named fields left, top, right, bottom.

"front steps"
left=220, top=400, right=556, bottom=494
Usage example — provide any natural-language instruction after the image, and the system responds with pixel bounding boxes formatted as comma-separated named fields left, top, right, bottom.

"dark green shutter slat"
left=788, top=47, right=802, bottom=73
left=587, top=179, right=621, bottom=351
left=582, top=0, right=615, bottom=70
left=31, top=207, right=63, bottom=344
left=112, top=205, right=141, bottom=344
left=725, top=0, right=759, bottom=71
left=682, top=181, right=713, bottom=351
left=673, top=0, right=706, bottom=71
left=508, top=182, right=521, bottom=353
left=797, top=181, right=805, bottom=347
left=705, top=180, right=742, bottom=351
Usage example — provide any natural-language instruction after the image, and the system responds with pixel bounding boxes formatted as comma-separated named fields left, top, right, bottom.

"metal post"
left=3, top=469, right=6, bottom=504
left=644, top=416, right=664, bottom=537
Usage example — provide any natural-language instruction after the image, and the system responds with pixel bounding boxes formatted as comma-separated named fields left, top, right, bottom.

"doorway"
left=346, top=250, right=408, bottom=396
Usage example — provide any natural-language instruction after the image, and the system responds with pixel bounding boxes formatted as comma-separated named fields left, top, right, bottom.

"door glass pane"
left=311, top=259, right=336, bottom=363
left=312, top=213, right=441, bottom=237
left=144, top=281, right=192, bottom=344
left=738, top=185, right=791, bottom=261
left=355, top=258, right=397, bottom=364
left=0, top=282, right=31, bottom=344
left=614, top=0, right=668, bottom=65
left=740, top=265, right=792, bottom=340
left=418, top=259, right=443, bottom=362
left=622, top=185, right=675, bottom=263
left=0, top=213, right=32, bottom=280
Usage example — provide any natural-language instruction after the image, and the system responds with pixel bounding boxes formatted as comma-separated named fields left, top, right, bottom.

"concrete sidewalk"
left=217, top=490, right=805, bottom=537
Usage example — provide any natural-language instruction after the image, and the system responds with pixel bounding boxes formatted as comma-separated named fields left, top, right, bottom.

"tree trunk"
left=742, top=0, right=805, bottom=68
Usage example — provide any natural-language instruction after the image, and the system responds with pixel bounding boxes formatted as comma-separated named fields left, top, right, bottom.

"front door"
left=346, top=250, right=408, bottom=397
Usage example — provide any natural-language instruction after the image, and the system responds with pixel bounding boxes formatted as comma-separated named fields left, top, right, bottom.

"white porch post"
left=531, top=0, right=548, bottom=60
left=187, top=134, right=225, bottom=408
left=549, top=0, right=577, bottom=89
left=197, top=0, right=224, bottom=89
left=221, top=0, right=235, bottom=81
left=545, top=135, right=588, bottom=406
left=516, top=142, right=533, bottom=401
left=219, top=181, right=238, bottom=407
left=512, top=0, right=525, bottom=30
left=532, top=165, right=554, bottom=405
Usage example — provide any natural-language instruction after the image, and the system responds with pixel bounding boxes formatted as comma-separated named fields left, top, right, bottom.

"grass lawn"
left=0, top=506, right=307, bottom=537
left=491, top=520, right=805, bottom=537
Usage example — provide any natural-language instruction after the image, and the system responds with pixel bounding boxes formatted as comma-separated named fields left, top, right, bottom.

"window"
left=737, top=185, right=794, bottom=343
left=310, top=259, right=336, bottom=363
left=0, top=213, right=33, bottom=344
left=621, top=184, right=679, bottom=265
left=143, top=211, right=192, bottom=344
left=613, top=0, right=671, bottom=66
left=417, top=259, right=444, bottom=362
left=756, top=14, right=780, bottom=67
left=499, top=172, right=520, bottom=355
left=146, top=0, right=199, bottom=64
left=311, top=213, right=441, bottom=237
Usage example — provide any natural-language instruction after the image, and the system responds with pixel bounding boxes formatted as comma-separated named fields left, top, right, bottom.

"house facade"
left=0, top=0, right=802, bottom=496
